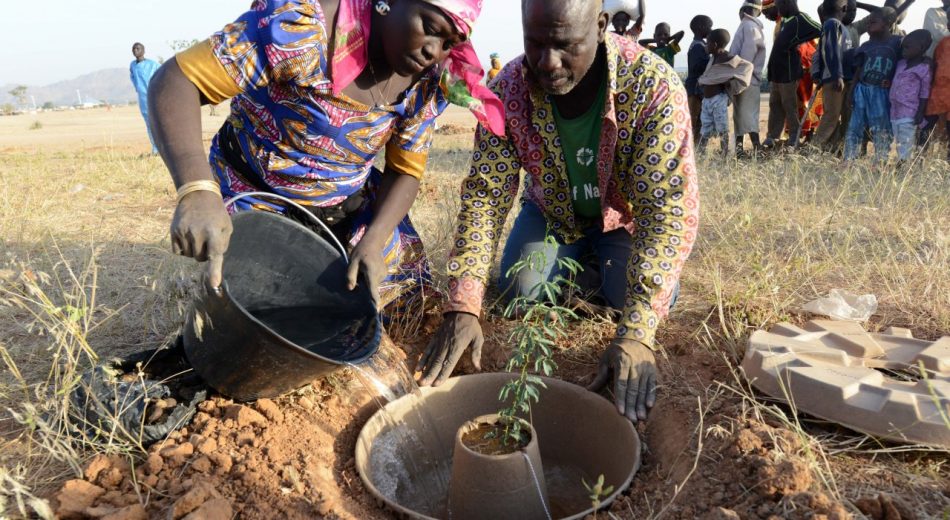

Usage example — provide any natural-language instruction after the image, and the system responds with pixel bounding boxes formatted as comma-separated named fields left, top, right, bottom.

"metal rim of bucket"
left=206, top=191, right=382, bottom=366
left=355, top=373, right=642, bottom=520
left=224, top=191, right=350, bottom=263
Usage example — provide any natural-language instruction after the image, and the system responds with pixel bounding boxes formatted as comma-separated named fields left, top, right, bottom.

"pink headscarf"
left=333, top=0, right=505, bottom=136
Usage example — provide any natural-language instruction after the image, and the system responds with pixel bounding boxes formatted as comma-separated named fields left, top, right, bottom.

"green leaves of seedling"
left=583, top=474, right=614, bottom=511
left=497, top=232, right=582, bottom=446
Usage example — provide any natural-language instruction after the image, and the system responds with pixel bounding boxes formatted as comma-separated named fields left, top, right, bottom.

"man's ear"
left=598, top=11, right=611, bottom=42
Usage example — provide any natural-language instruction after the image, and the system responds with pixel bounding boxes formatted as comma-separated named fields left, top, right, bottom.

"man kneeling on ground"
left=416, top=0, right=699, bottom=425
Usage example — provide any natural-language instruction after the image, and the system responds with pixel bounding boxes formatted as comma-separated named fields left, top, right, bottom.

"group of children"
left=819, top=1, right=949, bottom=163
left=618, top=0, right=950, bottom=162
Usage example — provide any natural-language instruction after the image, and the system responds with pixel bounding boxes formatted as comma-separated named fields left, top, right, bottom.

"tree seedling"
left=495, top=235, right=581, bottom=446
left=583, top=474, right=615, bottom=514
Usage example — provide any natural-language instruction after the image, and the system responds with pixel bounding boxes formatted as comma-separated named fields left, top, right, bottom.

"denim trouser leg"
left=590, top=226, right=635, bottom=310
left=892, top=119, right=917, bottom=160
left=845, top=86, right=869, bottom=160
left=499, top=203, right=586, bottom=303
left=846, top=84, right=892, bottom=162
left=498, top=203, right=634, bottom=311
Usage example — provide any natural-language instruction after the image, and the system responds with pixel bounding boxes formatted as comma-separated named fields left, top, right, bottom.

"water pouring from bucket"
left=181, top=193, right=452, bottom=509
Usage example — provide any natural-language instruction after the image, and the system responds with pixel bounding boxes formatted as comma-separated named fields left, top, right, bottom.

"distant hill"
left=0, top=68, right=139, bottom=108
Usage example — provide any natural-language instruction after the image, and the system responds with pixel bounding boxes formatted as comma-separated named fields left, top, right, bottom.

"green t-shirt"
left=651, top=41, right=681, bottom=66
left=552, top=80, right=607, bottom=220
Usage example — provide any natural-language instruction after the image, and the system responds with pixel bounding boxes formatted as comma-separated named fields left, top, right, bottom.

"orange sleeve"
left=385, top=141, right=428, bottom=180
left=176, top=39, right=242, bottom=104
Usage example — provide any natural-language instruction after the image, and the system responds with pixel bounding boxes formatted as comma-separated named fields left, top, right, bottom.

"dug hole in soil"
left=52, top=320, right=946, bottom=519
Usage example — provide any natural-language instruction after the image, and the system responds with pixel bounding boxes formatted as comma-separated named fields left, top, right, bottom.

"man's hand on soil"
left=416, top=312, right=484, bottom=387
left=588, top=338, right=657, bottom=424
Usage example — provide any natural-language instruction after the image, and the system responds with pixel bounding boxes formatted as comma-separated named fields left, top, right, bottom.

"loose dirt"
left=461, top=421, right=529, bottom=456
left=51, top=312, right=949, bottom=519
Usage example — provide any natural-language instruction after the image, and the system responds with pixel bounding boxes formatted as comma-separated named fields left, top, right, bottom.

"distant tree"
left=1, top=104, right=14, bottom=115
left=168, top=39, right=199, bottom=54
left=41, top=101, right=55, bottom=110
left=9, top=85, right=28, bottom=108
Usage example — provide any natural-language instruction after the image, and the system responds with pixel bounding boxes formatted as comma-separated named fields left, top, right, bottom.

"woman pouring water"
left=149, top=0, right=503, bottom=309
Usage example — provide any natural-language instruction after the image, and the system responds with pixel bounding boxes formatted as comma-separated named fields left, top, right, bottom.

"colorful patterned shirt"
left=175, top=0, right=448, bottom=305
left=889, top=60, right=932, bottom=124
left=176, top=0, right=447, bottom=212
left=444, top=34, right=700, bottom=348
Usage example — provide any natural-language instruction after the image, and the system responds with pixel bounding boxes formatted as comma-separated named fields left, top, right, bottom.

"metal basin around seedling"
left=355, top=373, right=641, bottom=519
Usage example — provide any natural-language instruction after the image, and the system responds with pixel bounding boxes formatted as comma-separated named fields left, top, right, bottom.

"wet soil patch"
left=461, top=422, right=529, bottom=456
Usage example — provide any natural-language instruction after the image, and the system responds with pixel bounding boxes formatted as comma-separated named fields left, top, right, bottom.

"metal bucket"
left=183, top=193, right=381, bottom=402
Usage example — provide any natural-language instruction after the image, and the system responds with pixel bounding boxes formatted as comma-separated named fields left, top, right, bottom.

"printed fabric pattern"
left=205, top=0, right=448, bottom=304
left=333, top=0, right=505, bottom=135
left=889, top=60, right=932, bottom=124
left=444, top=34, right=700, bottom=348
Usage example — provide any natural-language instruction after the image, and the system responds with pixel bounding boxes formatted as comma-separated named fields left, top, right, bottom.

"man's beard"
left=534, top=55, right=596, bottom=96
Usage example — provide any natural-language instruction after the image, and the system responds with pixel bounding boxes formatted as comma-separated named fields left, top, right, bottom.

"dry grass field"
left=0, top=104, right=948, bottom=518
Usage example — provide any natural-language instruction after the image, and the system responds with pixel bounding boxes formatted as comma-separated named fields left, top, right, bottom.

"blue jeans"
left=891, top=119, right=917, bottom=160
left=845, top=83, right=892, bottom=162
left=498, top=202, right=634, bottom=310
left=137, top=95, right=158, bottom=154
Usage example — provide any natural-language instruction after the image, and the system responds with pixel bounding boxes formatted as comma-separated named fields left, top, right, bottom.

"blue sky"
left=0, top=0, right=937, bottom=85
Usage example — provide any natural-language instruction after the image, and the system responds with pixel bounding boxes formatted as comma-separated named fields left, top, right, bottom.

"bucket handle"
left=224, top=191, right=350, bottom=264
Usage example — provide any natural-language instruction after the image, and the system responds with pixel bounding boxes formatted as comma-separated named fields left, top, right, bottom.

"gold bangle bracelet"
left=176, top=180, right=221, bottom=204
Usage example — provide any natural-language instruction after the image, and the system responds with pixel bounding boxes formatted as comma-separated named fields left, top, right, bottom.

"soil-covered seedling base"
left=461, top=420, right=530, bottom=456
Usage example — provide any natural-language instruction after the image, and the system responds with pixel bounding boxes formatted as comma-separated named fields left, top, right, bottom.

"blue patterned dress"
left=177, top=0, right=449, bottom=306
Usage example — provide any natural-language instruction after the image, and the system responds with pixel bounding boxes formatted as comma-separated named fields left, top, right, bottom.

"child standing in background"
left=924, top=36, right=950, bottom=159
left=686, top=15, right=714, bottom=142
left=923, top=0, right=949, bottom=56
left=698, top=29, right=755, bottom=154
left=730, top=0, right=767, bottom=154
left=488, top=53, right=502, bottom=81
left=764, top=0, right=822, bottom=149
left=889, top=30, right=933, bottom=161
left=845, top=8, right=903, bottom=162
left=853, top=0, right=918, bottom=39
left=814, top=0, right=857, bottom=151
left=641, top=22, right=686, bottom=66
left=605, top=0, right=647, bottom=39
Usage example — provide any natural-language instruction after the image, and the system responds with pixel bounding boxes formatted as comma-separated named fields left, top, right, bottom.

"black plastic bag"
left=69, top=339, right=208, bottom=446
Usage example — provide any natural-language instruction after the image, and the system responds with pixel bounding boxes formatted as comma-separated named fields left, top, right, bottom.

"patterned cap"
left=332, top=0, right=505, bottom=135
